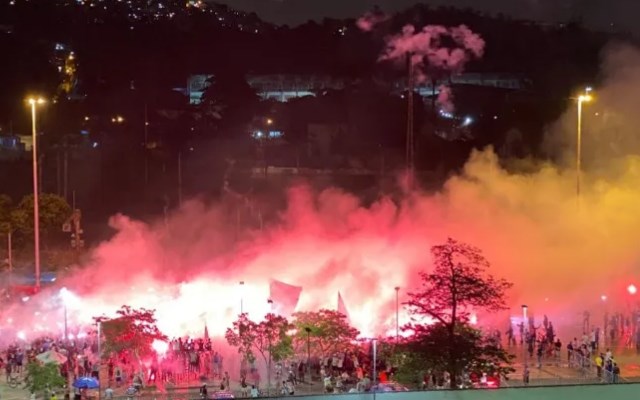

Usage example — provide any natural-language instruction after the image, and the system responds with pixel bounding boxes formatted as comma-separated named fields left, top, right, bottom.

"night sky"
left=218, top=0, right=635, bottom=34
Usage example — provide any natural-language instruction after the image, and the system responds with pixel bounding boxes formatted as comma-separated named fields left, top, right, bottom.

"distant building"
left=0, top=135, right=27, bottom=160
left=186, top=74, right=345, bottom=105
left=186, top=72, right=527, bottom=105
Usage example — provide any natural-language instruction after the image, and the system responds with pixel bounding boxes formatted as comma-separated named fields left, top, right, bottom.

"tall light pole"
left=576, top=89, right=593, bottom=200
left=522, top=305, right=528, bottom=367
left=267, top=299, right=273, bottom=395
left=372, top=339, right=378, bottom=386
left=305, top=327, right=311, bottom=384
left=239, top=281, right=245, bottom=314
left=27, top=97, right=45, bottom=289
left=394, top=287, right=400, bottom=342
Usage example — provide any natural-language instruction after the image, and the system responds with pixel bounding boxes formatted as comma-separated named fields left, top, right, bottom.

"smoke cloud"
left=378, top=23, right=484, bottom=112
left=356, top=11, right=388, bottom=32
left=5, top=45, right=640, bottom=350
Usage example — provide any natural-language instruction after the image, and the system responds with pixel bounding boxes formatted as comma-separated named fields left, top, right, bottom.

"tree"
left=405, top=238, right=513, bottom=389
left=200, top=72, right=261, bottom=138
left=394, top=323, right=514, bottom=388
left=23, top=362, right=65, bottom=396
left=95, top=306, right=167, bottom=366
left=225, top=313, right=293, bottom=385
left=292, top=309, right=359, bottom=360
left=11, top=194, right=71, bottom=247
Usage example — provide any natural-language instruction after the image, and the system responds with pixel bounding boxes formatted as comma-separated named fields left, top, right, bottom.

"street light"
left=27, top=97, right=45, bottom=289
left=239, top=281, right=245, bottom=314
left=576, top=90, right=593, bottom=199
left=394, top=287, right=400, bottom=342
left=304, top=327, right=311, bottom=384
left=267, top=299, right=274, bottom=395
left=521, top=305, right=528, bottom=367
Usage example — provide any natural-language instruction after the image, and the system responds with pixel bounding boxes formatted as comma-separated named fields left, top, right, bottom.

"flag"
left=269, top=279, right=302, bottom=317
left=338, top=292, right=350, bottom=320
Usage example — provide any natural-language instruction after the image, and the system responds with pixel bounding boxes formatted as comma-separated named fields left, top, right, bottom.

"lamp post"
left=522, top=305, right=528, bottom=367
left=27, top=97, right=45, bottom=289
left=394, top=287, right=400, bottom=342
left=304, top=327, right=311, bottom=384
left=576, top=89, right=593, bottom=200
left=267, top=299, right=273, bottom=395
left=239, top=281, right=245, bottom=314
left=97, top=321, right=102, bottom=400
left=372, top=339, right=378, bottom=385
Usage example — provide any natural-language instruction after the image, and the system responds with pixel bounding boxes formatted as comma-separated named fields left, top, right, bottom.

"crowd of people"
left=503, top=311, right=629, bottom=385
left=2, top=309, right=639, bottom=399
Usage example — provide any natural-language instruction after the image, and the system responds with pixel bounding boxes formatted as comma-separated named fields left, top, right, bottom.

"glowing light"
left=17, top=331, right=26, bottom=341
left=470, top=314, right=478, bottom=325
left=578, top=94, right=593, bottom=103
left=628, top=285, right=637, bottom=295
left=26, top=97, right=46, bottom=106
left=152, top=340, right=169, bottom=355
left=60, top=287, right=81, bottom=307
left=21, top=296, right=30, bottom=302
left=601, top=295, right=607, bottom=302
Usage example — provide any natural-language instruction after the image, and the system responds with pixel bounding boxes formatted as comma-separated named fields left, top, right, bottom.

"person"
left=104, top=387, right=114, bottom=400
left=250, top=385, right=258, bottom=398
left=286, top=380, right=294, bottom=396
left=199, top=384, right=208, bottom=399
left=523, top=366, right=530, bottom=386
left=223, top=371, right=230, bottom=390
left=51, top=392, right=58, bottom=400
left=240, top=377, right=249, bottom=397
left=595, top=354, right=603, bottom=379
left=133, top=374, right=143, bottom=392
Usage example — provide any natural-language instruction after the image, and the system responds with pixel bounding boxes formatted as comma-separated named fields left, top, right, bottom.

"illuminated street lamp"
left=27, top=97, right=45, bottom=289
left=266, top=118, right=273, bottom=125
left=576, top=89, right=593, bottom=199
left=628, top=285, right=637, bottom=295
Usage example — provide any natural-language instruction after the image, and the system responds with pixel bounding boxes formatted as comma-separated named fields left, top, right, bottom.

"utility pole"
left=7, top=231, right=12, bottom=288
left=394, top=287, right=400, bottom=342
left=63, top=143, right=69, bottom=201
left=178, top=151, right=183, bottom=207
left=406, top=53, right=415, bottom=188
left=144, top=103, right=149, bottom=186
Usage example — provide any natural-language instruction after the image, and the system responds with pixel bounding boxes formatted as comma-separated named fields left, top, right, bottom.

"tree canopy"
left=95, top=306, right=167, bottom=360
left=24, top=362, right=66, bottom=395
left=225, top=312, right=294, bottom=379
left=404, top=238, right=513, bottom=389
left=292, top=309, right=360, bottom=359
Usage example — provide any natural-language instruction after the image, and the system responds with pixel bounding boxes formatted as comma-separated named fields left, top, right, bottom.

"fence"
left=113, top=383, right=640, bottom=400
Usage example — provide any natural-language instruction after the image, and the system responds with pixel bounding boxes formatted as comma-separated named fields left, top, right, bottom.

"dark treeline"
left=0, top=0, right=629, bottom=233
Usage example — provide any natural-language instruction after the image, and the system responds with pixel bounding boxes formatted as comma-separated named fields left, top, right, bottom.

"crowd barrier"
left=115, top=382, right=640, bottom=400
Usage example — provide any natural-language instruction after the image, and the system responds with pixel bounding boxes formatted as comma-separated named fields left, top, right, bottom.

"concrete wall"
left=276, top=384, right=640, bottom=400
